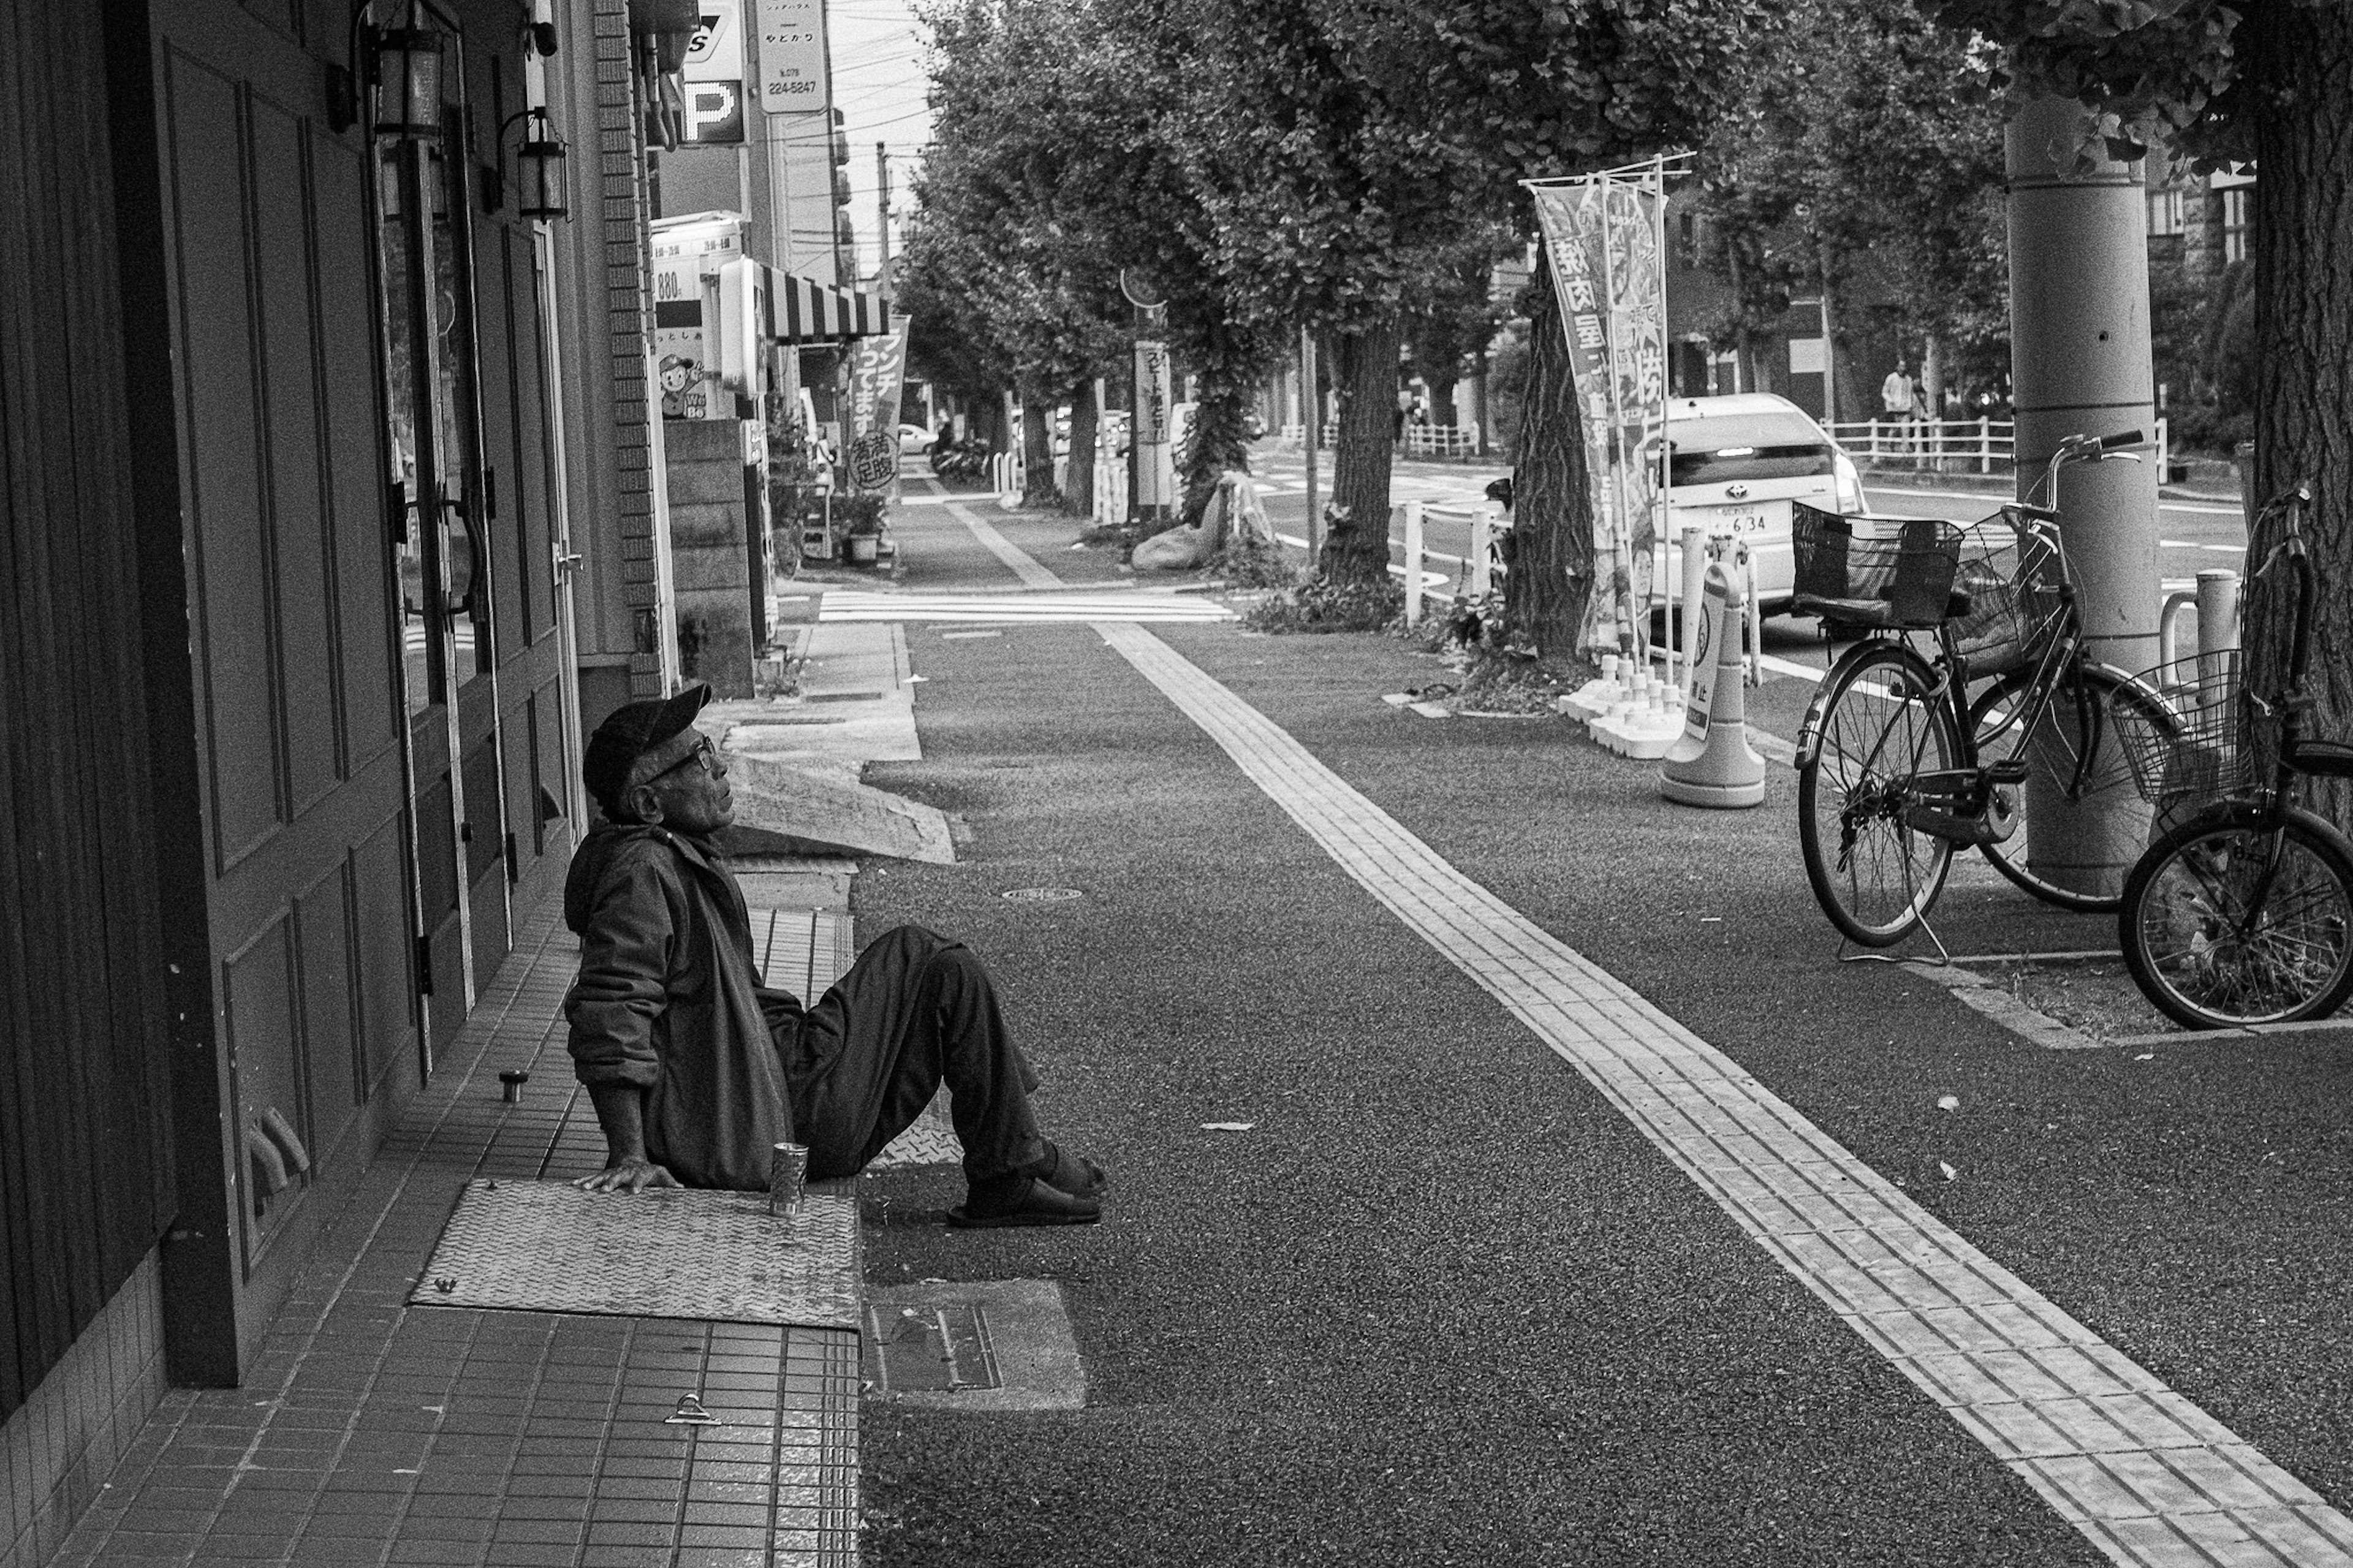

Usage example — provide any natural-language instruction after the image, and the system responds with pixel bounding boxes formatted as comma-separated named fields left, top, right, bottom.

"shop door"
left=371, top=11, right=513, bottom=1059
left=137, top=0, right=425, bottom=1285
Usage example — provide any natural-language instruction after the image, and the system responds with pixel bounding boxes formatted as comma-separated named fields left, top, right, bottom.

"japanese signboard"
left=753, top=0, right=829, bottom=115
left=844, top=326, right=909, bottom=491
left=650, top=213, right=749, bottom=420
left=1529, top=165, right=1669, bottom=655
left=681, top=0, right=746, bottom=143
left=1134, top=338, right=1175, bottom=513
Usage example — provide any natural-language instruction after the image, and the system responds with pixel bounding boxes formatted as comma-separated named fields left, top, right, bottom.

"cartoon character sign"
left=659, top=355, right=707, bottom=420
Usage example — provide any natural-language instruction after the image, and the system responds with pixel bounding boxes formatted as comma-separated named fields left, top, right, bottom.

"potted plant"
left=837, top=492, right=889, bottom=566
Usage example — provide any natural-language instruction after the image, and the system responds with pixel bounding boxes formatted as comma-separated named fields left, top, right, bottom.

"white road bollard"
left=1658, top=555, right=1766, bottom=809
left=1403, top=501, right=1425, bottom=626
left=1469, top=504, right=1496, bottom=599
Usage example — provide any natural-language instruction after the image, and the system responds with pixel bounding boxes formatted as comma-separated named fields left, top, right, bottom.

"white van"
left=1660, top=393, right=1865, bottom=615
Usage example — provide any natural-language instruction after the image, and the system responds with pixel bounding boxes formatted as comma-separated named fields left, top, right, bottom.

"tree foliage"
left=1688, top=0, right=2008, bottom=415
left=1411, top=0, right=1775, bottom=665
left=1930, top=0, right=2353, bottom=820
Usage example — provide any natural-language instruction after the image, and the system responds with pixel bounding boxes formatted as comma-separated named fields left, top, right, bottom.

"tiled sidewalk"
left=53, top=903, right=861, bottom=1568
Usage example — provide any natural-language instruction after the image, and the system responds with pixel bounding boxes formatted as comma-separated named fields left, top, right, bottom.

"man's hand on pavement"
left=570, top=1157, right=680, bottom=1194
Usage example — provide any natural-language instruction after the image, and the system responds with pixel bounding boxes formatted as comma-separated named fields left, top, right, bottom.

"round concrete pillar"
left=2006, top=96, right=2162, bottom=895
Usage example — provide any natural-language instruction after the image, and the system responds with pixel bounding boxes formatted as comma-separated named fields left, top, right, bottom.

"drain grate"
left=866, top=1303, right=1001, bottom=1393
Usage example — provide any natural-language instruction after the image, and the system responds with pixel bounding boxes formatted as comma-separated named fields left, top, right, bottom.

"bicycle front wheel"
left=2121, top=808, right=2353, bottom=1029
left=1969, top=665, right=2175, bottom=912
left=1798, top=642, right=1960, bottom=947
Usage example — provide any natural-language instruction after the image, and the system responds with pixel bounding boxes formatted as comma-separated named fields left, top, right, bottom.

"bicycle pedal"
left=1987, top=760, right=2029, bottom=785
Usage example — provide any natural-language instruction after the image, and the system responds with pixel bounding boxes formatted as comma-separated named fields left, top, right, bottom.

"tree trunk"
left=1020, top=392, right=1058, bottom=509
left=1321, top=308, right=1403, bottom=587
left=2245, top=1, right=2353, bottom=828
left=1060, top=382, right=1097, bottom=519
left=1507, top=249, right=1593, bottom=672
left=1426, top=371, right=1458, bottom=427
left=1175, top=374, right=1253, bottom=532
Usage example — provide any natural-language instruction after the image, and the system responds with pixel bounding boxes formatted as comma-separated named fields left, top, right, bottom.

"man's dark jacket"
left=563, top=823, right=808, bottom=1189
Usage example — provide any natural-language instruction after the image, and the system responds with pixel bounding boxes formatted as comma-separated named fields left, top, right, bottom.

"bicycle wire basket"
left=2109, top=651, right=2267, bottom=807
left=1791, top=504, right=1963, bottom=629
left=1943, top=510, right=2059, bottom=675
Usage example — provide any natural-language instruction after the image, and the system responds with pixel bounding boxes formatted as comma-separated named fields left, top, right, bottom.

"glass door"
left=371, top=6, right=504, bottom=1059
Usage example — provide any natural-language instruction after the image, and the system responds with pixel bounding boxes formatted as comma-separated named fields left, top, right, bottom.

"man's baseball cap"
left=582, top=683, right=713, bottom=812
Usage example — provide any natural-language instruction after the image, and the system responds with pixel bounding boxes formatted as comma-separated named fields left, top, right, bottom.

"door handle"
left=259, top=1105, right=312, bottom=1175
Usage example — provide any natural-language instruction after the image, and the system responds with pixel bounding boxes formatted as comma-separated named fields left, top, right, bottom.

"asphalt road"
left=845, top=498, right=2353, bottom=1566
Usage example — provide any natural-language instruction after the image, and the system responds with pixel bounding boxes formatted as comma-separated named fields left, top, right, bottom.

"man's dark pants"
left=775, top=925, right=1046, bottom=1184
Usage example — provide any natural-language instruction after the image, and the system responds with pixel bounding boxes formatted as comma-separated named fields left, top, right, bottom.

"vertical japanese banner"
left=1604, top=174, right=1667, bottom=634
left=845, top=326, right=908, bottom=493
left=1529, top=169, right=1669, bottom=654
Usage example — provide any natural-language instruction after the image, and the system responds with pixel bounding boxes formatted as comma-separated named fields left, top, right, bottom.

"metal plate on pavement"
left=410, top=1178, right=860, bottom=1329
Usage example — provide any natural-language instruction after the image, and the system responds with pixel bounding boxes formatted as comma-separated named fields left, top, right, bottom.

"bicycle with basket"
left=1792, top=430, right=2176, bottom=950
left=2109, top=481, right=2353, bottom=1029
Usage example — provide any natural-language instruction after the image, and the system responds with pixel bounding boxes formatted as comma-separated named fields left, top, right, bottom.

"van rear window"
left=1668, top=412, right=1836, bottom=485
left=1669, top=442, right=1835, bottom=485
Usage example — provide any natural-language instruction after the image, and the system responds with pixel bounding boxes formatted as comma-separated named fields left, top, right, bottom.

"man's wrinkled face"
left=631, top=733, right=733, bottom=833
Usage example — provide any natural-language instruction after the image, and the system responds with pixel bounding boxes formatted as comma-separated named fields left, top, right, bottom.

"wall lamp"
left=328, top=0, right=447, bottom=139
left=493, top=107, right=570, bottom=221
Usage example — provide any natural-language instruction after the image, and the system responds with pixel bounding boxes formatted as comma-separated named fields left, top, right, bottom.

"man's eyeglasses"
left=645, top=736, right=719, bottom=785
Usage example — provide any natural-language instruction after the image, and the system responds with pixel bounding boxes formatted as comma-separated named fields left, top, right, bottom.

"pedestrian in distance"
left=1881, top=358, right=1917, bottom=453
left=561, top=684, right=1107, bottom=1227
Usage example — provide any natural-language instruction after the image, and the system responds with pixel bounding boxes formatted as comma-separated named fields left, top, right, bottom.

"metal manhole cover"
left=1001, top=887, right=1084, bottom=902
left=866, top=1303, right=1002, bottom=1393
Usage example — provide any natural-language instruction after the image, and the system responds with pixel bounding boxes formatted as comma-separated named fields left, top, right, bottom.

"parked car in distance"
left=898, top=423, right=932, bottom=455
left=1661, top=393, right=1866, bottom=616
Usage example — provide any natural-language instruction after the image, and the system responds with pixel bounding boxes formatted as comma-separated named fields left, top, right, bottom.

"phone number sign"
left=754, top=0, right=829, bottom=113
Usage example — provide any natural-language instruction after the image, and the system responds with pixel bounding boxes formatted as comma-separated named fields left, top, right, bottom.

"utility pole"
left=2007, top=94, right=2161, bottom=896
left=875, top=142, right=892, bottom=301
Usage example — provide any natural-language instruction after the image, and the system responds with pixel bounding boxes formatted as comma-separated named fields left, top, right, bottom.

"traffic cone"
left=1658, top=558, right=1765, bottom=809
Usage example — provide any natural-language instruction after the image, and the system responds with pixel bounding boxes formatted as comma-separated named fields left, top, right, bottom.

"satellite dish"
left=1119, top=268, right=1167, bottom=309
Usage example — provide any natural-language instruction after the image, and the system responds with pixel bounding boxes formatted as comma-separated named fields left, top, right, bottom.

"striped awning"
left=760, top=266, right=892, bottom=344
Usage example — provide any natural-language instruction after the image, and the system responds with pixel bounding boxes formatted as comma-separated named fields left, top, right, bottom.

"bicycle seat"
left=2286, top=739, right=2353, bottom=779
left=2014, top=502, right=2062, bottom=522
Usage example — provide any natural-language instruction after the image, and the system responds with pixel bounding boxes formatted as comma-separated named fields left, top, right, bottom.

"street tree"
left=1927, top=0, right=2353, bottom=814
left=1135, top=0, right=1502, bottom=580
left=1689, top=0, right=2009, bottom=419
left=1413, top=0, right=1771, bottom=669
left=907, top=0, right=1132, bottom=512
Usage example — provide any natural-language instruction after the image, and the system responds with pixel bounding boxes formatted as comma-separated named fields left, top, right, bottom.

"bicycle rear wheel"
left=1798, top=642, right=1959, bottom=946
left=1969, top=665, right=2175, bottom=912
left=2121, top=807, right=2353, bottom=1029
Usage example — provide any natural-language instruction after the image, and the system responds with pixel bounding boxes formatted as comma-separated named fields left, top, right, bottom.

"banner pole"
left=1595, top=178, right=1636, bottom=661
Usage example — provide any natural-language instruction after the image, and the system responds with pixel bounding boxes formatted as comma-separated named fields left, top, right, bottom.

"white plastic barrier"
left=2158, top=568, right=2239, bottom=672
left=990, top=452, right=1023, bottom=509
left=1092, top=458, right=1129, bottom=525
left=1403, top=423, right=1482, bottom=459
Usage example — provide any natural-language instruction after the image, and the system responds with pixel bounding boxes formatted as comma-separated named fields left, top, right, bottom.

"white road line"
left=944, top=506, right=2347, bottom=1566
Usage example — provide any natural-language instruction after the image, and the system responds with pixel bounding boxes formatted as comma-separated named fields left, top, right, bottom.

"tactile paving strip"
left=410, top=1178, right=860, bottom=1329
left=1097, top=617, right=2353, bottom=1568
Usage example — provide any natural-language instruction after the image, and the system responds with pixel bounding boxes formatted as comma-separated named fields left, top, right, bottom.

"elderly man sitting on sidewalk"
left=560, top=684, right=1105, bottom=1227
